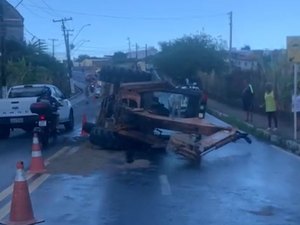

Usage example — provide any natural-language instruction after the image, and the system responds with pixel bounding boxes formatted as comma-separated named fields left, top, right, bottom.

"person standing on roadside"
left=242, top=79, right=254, bottom=122
left=261, top=83, right=278, bottom=131
left=84, top=84, right=89, bottom=104
left=199, top=89, right=208, bottom=118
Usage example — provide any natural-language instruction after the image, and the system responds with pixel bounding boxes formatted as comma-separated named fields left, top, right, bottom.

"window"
left=8, top=86, right=48, bottom=98
left=53, top=87, right=64, bottom=99
left=121, top=98, right=138, bottom=108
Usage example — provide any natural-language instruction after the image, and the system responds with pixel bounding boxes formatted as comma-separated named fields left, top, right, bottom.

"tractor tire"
left=89, top=127, right=121, bottom=150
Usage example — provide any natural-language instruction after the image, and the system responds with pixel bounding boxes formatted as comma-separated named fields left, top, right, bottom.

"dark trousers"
left=267, top=111, right=278, bottom=128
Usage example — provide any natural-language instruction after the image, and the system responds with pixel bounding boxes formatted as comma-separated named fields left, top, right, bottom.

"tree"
left=5, top=40, right=70, bottom=95
left=241, top=45, right=251, bottom=51
left=153, top=34, right=228, bottom=84
left=77, top=54, right=91, bottom=62
left=112, top=51, right=127, bottom=64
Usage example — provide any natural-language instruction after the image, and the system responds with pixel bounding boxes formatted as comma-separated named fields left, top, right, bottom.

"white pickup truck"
left=0, top=84, right=74, bottom=139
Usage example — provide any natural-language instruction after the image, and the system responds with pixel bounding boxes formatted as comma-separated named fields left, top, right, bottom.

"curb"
left=207, top=108, right=300, bottom=157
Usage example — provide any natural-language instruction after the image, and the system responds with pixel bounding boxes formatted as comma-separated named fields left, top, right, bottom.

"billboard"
left=287, top=36, right=300, bottom=63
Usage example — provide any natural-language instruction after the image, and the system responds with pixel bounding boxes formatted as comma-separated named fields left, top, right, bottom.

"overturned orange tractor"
left=83, top=67, right=251, bottom=163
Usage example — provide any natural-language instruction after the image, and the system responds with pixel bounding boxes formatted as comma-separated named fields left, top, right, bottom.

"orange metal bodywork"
left=95, top=81, right=247, bottom=161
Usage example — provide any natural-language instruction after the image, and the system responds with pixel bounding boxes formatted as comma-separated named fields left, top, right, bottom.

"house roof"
left=82, top=57, right=111, bottom=62
left=4, top=0, right=24, bottom=21
left=231, top=50, right=257, bottom=61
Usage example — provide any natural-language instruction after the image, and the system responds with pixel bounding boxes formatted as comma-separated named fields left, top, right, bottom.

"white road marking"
left=0, top=174, right=50, bottom=221
left=0, top=173, right=35, bottom=203
left=0, top=146, right=70, bottom=204
left=66, top=146, right=80, bottom=156
left=45, top=146, right=70, bottom=164
left=28, top=174, right=50, bottom=192
left=0, top=202, right=10, bottom=221
left=271, top=145, right=300, bottom=160
left=159, top=175, right=172, bottom=196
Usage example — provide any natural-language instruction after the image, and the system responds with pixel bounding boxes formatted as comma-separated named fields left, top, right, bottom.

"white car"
left=0, top=84, right=74, bottom=139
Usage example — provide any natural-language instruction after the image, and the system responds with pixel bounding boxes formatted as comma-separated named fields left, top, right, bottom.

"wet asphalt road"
left=24, top=122, right=300, bottom=225
left=0, top=71, right=97, bottom=190
left=1, top=74, right=300, bottom=224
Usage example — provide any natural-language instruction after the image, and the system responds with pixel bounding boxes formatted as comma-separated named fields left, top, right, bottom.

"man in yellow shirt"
left=263, top=83, right=278, bottom=131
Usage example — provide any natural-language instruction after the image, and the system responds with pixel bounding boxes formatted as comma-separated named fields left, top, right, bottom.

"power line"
left=40, top=0, right=62, bottom=17
left=25, top=0, right=53, bottom=17
left=24, top=4, right=226, bottom=21
left=74, top=48, right=128, bottom=53
left=20, top=2, right=47, bottom=19
left=24, top=27, right=38, bottom=40
left=77, top=46, right=128, bottom=49
left=15, top=0, right=24, bottom=8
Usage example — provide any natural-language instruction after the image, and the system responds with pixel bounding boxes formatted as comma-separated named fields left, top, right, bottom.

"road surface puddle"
left=244, top=205, right=276, bottom=216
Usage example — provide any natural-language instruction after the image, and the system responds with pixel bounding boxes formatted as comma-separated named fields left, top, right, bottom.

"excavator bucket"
left=168, top=129, right=251, bottom=162
left=87, top=67, right=252, bottom=164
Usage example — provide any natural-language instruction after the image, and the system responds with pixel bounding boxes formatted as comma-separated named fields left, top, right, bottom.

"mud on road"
left=47, top=142, right=155, bottom=176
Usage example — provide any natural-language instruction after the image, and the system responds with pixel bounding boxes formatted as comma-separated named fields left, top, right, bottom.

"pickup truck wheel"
left=64, top=110, right=74, bottom=131
left=0, top=127, right=10, bottom=139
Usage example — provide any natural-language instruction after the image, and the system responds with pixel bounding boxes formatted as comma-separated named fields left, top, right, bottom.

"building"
left=76, top=57, right=113, bottom=74
left=80, top=57, right=112, bottom=68
left=2, top=0, right=24, bottom=42
left=127, top=46, right=158, bottom=59
left=231, top=50, right=258, bottom=71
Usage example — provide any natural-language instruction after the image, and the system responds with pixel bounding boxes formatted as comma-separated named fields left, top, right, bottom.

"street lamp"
left=72, top=40, right=90, bottom=53
left=72, top=24, right=91, bottom=44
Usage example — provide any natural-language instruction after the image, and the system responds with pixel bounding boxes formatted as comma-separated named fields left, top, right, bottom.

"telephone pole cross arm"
left=49, top=38, right=58, bottom=58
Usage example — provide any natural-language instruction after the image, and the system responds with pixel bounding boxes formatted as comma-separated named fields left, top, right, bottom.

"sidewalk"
left=207, top=98, right=300, bottom=155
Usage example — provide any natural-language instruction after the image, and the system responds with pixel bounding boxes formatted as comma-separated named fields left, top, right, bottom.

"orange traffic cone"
left=29, top=133, right=46, bottom=174
left=80, top=114, right=89, bottom=137
left=1, top=161, right=44, bottom=225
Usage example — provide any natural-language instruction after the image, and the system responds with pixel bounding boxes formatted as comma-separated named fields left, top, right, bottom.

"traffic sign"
left=287, top=36, right=300, bottom=63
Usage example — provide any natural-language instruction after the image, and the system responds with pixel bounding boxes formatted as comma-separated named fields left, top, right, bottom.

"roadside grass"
left=207, top=108, right=300, bottom=154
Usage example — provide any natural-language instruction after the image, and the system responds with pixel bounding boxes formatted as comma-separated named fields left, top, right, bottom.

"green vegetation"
left=153, top=33, right=228, bottom=84
left=112, top=51, right=127, bottom=64
left=153, top=33, right=293, bottom=116
left=5, top=40, right=70, bottom=96
left=202, top=50, right=293, bottom=116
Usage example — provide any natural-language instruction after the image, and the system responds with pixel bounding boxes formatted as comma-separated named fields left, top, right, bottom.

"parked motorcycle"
left=89, top=83, right=95, bottom=93
left=94, top=85, right=101, bottom=98
left=30, top=102, right=59, bottom=147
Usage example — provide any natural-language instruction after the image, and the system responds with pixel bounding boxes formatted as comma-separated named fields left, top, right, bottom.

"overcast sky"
left=7, top=0, right=300, bottom=58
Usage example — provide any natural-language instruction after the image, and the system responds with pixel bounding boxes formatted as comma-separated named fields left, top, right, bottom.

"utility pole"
left=0, top=0, right=6, bottom=98
left=135, top=43, right=138, bottom=60
left=135, top=43, right=138, bottom=70
left=145, top=44, right=148, bottom=71
left=53, top=17, right=75, bottom=94
left=228, top=11, right=233, bottom=52
left=145, top=44, right=148, bottom=58
left=49, top=38, right=58, bottom=58
left=127, top=37, right=131, bottom=58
